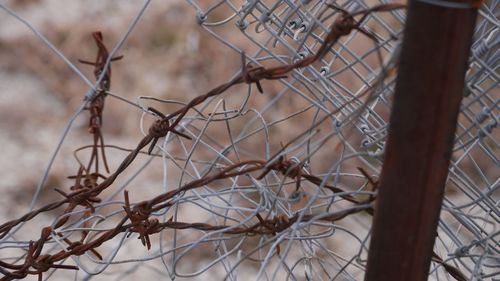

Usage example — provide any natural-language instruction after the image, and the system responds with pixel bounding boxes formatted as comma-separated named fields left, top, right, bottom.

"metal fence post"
left=364, top=0, right=480, bottom=280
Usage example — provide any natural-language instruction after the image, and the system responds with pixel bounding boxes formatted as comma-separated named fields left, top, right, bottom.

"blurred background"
left=0, top=0, right=235, bottom=209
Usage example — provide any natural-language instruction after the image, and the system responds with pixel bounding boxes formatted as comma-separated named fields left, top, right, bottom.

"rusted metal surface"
left=364, top=0, right=479, bottom=280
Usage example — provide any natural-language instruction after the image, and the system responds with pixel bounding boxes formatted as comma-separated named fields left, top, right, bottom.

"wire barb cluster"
left=0, top=4, right=406, bottom=280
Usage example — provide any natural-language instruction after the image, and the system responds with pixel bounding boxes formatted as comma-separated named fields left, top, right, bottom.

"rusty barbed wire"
left=0, top=4, right=408, bottom=279
left=78, top=31, right=124, bottom=174
left=0, top=2, right=405, bottom=238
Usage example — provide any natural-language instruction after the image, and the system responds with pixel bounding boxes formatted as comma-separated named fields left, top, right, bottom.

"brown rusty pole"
left=364, top=0, right=479, bottom=280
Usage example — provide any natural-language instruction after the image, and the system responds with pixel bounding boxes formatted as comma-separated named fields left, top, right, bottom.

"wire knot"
left=258, top=156, right=305, bottom=191
left=266, top=214, right=293, bottom=233
left=331, top=15, right=356, bottom=36
left=240, top=52, right=288, bottom=93
left=123, top=191, right=158, bottom=250
left=146, top=107, right=192, bottom=154
left=149, top=119, right=170, bottom=139
left=273, top=158, right=303, bottom=179
left=32, top=255, right=53, bottom=272
left=55, top=187, right=101, bottom=215
left=15, top=239, right=78, bottom=280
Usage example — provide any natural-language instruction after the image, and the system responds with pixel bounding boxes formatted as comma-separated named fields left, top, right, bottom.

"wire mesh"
left=0, top=0, right=497, bottom=280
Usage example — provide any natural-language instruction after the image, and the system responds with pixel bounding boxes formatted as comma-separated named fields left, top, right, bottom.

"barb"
left=78, top=31, right=123, bottom=174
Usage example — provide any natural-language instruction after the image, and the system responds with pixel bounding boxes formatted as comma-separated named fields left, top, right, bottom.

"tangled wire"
left=0, top=1, right=498, bottom=280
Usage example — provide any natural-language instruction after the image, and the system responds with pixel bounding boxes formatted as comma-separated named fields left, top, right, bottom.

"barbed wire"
left=0, top=0, right=498, bottom=280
